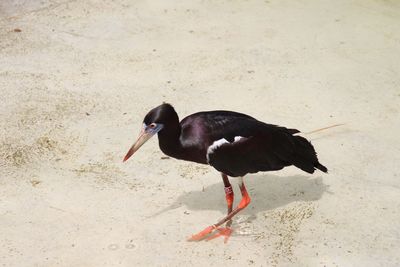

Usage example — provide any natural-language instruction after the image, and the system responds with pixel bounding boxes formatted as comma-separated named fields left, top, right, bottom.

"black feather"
left=144, top=104, right=328, bottom=176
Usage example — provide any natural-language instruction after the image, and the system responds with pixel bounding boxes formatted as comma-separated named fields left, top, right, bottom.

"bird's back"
left=181, top=110, right=298, bottom=141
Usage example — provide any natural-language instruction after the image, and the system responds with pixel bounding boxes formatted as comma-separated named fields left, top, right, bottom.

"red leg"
left=188, top=173, right=234, bottom=242
left=206, top=173, right=234, bottom=243
left=188, top=177, right=251, bottom=242
left=222, top=173, right=234, bottom=220
left=213, top=177, right=251, bottom=227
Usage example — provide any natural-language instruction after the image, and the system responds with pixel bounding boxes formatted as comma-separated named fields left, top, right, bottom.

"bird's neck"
left=157, top=121, right=182, bottom=157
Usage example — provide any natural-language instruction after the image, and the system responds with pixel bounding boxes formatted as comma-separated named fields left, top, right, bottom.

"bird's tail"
left=291, top=135, right=328, bottom=174
left=315, top=162, right=328, bottom=173
left=289, top=123, right=341, bottom=173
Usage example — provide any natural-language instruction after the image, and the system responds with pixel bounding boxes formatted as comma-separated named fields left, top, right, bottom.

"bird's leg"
left=204, top=173, right=235, bottom=243
left=188, top=177, right=251, bottom=243
left=222, top=173, right=234, bottom=227
left=187, top=173, right=234, bottom=243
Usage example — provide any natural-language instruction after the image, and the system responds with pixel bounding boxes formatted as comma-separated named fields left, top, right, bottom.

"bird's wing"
left=182, top=110, right=300, bottom=143
left=206, top=134, right=288, bottom=177
left=179, top=110, right=326, bottom=174
left=207, top=128, right=327, bottom=177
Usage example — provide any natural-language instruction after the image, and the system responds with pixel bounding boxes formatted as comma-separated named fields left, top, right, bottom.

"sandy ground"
left=1, top=0, right=400, bottom=266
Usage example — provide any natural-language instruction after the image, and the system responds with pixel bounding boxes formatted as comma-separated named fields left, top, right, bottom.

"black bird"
left=123, top=103, right=327, bottom=242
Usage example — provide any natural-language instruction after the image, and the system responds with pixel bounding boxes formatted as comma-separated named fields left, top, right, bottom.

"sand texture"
left=1, top=0, right=400, bottom=266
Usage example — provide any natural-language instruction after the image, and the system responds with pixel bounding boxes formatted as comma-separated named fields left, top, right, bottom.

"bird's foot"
left=187, top=225, right=233, bottom=243
left=187, top=225, right=216, bottom=241
left=206, top=227, right=233, bottom=243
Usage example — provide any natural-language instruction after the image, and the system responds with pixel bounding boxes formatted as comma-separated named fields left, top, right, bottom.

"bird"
left=123, top=103, right=327, bottom=243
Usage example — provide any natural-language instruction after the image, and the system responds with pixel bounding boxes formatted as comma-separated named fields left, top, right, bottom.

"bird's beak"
left=123, top=128, right=153, bottom=162
left=123, top=123, right=163, bottom=162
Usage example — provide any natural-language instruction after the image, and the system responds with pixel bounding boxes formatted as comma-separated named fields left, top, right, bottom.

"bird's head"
left=123, top=103, right=178, bottom=162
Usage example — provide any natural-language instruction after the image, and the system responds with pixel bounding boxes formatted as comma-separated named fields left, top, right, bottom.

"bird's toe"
left=187, top=225, right=216, bottom=242
left=206, top=227, right=233, bottom=243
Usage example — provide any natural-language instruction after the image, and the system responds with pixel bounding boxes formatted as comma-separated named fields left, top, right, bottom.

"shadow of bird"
left=149, top=174, right=329, bottom=218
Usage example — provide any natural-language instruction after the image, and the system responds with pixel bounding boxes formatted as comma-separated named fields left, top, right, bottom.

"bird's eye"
left=150, top=123, right=156, bottom=128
